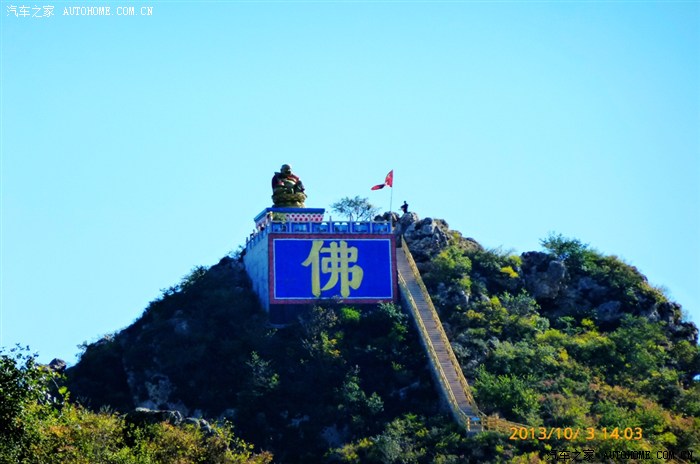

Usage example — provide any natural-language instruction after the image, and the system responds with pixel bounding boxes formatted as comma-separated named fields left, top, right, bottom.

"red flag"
left=371, top=170, right=393, bottom=190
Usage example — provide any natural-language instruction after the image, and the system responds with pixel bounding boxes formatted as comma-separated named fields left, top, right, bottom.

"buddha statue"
left=271, top=164, right=307, bottom=207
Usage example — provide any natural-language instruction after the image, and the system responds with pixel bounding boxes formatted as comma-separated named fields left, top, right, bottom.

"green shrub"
left=540, top=233, right=600, bottom=276
left=0, top=346, right=62, bottom=464
left=339, top=307, right=361, bottom=324
left=427, top=245, right=472, bottom=288
left=473, top=366, right=539, bottom=424
left=0, top=347, right=272, bottom=464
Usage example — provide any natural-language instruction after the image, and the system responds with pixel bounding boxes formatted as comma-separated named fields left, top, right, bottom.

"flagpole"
left=371, top=170, right=394, bottom=224
left=389, top=177, right=393, bottom=217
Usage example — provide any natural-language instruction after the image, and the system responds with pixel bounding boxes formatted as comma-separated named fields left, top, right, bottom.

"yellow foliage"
left=537, top=329, right=567, bottom=345
left=14, top=402, right=272, bottom=464
left=334, top=437, right=373, bottom=463
left=500, top=266, right=519, bottom=279
left=558, top=348, right=569, bottom=362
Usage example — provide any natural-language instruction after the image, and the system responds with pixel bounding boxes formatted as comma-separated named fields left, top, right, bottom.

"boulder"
left=521, top=252, right=567, bottom=300
left=595, top=301, right=623, bottom=323
left=401, top=216, right=450, bottom=261
left=125, top=407, right=183, bottom=427
left=184, top=417, right=214, bottom=436
left=391, top=212, right=418, bottom=236
left=433, top=282, right=469, bottom=311
left=48, top=358, right=67, bottom=374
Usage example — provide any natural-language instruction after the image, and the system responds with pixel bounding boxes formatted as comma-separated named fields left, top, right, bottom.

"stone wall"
left=243, top=236, right=270, bottom=311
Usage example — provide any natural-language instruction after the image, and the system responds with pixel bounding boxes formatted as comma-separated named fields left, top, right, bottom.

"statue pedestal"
left=254, top=207, right=325, bottom=229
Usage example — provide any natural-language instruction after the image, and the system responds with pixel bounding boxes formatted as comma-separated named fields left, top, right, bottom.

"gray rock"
left=143, top=373, right=174, bottom=409
left=576, top=277, right=607, bottom=300
left=126, top=407, right=183, bottom=426
left=402, top=217, right=451, bottom=261
left=392, top=212, right=420, bottom=237
left=521, top=252, right=567, bottom=300
left=184, top=417, right=214, bottom=436
left=321, top=424, right=349, bottom=447
left=669, top=321, right=699, bottom=344
left=171, top=314, right=190, bottom=336
left=595, top=301, right=622, bottom=323
left=434, top=282, right=470, bottom=311
left=290, top=415, right=310, bottom=428
left=48, top=358, right=67, bottom=373
left=219, top=408, right=237, bottom=421
left=547, top=260, right=566, bottom=282
left=657, top=301, right=682, bottom=324
left=397, top=381, right=421, bottom=400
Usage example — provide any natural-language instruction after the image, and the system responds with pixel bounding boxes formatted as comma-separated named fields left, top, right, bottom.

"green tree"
left=0, top=346, right=61, bottom=463
left=336, top=368, right=384, bottom=432
left=608, top=315, right=668, bottom=385
left=0, top=347, right=273, bottom=464
left=540, top=233, right=597, bottom=273
left=330, top=196, right=379, bottom=222
left=473, top=366, right=540, bottom=424
left=245, top=351, right=280, bottom=398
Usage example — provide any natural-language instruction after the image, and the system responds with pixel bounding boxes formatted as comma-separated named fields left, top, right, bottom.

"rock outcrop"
left=398, top=214, right=449, bottom=262
left=520, top=252, right=567, bottom=301
left=48, top=358, right=67, bottom=374
left=66, top=214, right=698, bottom=429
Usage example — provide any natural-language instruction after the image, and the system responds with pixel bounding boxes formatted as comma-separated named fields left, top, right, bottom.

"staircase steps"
left=396, top=241, right=482, bottom=431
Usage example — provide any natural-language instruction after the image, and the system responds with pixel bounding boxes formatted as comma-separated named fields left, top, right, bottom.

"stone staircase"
left=396, top=239, right=483, bottom=432
left=396, top=238, right=522, bottom=434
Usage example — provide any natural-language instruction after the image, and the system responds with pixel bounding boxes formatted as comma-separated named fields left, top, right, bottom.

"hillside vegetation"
left=3, top=214, right=699, bottom=463
left=0, top=346, right=273, bottom=464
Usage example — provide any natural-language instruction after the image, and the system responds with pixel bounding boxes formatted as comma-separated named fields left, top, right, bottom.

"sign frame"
left=268, top=233, right=397, bottom=305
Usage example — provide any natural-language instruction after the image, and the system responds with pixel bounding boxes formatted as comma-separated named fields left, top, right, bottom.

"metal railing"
left=398, top=273, right=481, bottom=432
left=246, top=220, right=393, bottom=248
left=397, top=237, right=481, bottom=431
left=267, top=220, right=392, bottom=235
left=399, top=238, right=480, bottom=409
left=398, top=237, right=526, bottom=434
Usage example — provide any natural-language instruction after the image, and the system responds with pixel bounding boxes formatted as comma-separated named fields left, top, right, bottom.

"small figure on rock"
left=271, top=164, right=307, bottom=207
left=400, top=201, right=409, bottom=214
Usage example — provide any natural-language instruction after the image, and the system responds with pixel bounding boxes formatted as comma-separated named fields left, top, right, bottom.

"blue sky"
left=2, top=1, right=698, bottom=364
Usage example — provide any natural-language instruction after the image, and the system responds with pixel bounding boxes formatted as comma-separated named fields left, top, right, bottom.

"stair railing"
left=397, top=238, right=482, bottom=431
left=398, top=273, right=482, bottom=431
left=398, top=237, right=528, bottom=434
left=399, top=238, right=480, bottom=408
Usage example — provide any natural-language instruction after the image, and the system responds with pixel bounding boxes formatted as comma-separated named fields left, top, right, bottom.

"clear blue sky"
left=2, top=1, right=698, bottom=364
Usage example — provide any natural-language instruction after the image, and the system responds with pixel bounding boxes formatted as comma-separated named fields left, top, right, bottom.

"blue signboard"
left=271, top=237, right=395, bottom=303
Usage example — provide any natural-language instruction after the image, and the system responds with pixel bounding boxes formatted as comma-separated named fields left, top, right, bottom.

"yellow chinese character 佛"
left=302, top=240, right=364, bottom=298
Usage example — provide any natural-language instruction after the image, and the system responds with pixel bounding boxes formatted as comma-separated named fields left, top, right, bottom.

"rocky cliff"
left=65, top=213, right=700, bottom=462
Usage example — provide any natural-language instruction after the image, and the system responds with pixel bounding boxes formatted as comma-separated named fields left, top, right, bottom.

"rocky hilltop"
left=394, top=212, right=695, bottom=341
left=66, top=213, right=700, bottom=463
